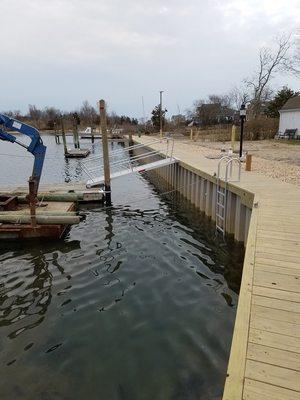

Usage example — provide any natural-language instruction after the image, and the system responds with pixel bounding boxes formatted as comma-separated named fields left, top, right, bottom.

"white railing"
left=82, top=137, right=174, bottom=183
left=215, top=156, right=241, bottom=236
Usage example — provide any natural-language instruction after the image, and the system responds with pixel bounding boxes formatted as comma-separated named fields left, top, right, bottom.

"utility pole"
left=159, top=90, right=164, bottom=137
left=99, top=99, right=111, bottom=204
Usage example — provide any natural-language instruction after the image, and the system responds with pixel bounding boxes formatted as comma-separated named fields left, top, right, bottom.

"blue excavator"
left=0, top=114, right=46, bottom=206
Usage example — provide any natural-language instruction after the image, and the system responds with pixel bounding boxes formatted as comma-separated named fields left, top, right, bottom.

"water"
left=0, top=134, right=244, bottom=400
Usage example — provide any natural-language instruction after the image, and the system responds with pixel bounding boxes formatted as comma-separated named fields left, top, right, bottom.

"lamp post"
left=159, top=90, right=164, bottom=137
left=239, top=104, right=246, bottom=158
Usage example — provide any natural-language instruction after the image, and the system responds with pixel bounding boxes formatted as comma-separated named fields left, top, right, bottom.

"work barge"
left=133, top=137, right=300, bottom=400
left=0, top=183, right=103, bottom=239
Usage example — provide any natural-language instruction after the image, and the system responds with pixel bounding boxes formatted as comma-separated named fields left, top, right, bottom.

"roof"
left=280, top=95, right=300, bottom=111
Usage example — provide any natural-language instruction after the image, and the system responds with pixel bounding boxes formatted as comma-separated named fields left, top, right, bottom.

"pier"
left=134, top=136, right=300, bottom=399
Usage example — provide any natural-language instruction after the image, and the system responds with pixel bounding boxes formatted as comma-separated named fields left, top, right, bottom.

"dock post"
left=91, top=126, right=95, bottom=143
left=245, top=154, right=252, bottom=171
left=60, top=117, right=68, bottom=156
left=99, top=99, right=111, bottom=204
left=72, top=113, right=80, bottom=149
left=129, top=132, right=133, bottom=146
left=54, top=121, right=60, bottom=144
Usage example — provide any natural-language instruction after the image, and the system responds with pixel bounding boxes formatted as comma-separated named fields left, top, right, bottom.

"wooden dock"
left=65, top=148, right=90, bottom=158
left=134, top=137, right=300, bottom=399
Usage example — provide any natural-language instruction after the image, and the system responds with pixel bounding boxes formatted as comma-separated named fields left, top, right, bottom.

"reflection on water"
left=0, top=137, right=244, bottom=400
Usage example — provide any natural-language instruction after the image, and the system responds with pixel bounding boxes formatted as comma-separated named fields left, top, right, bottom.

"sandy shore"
left=171, top=138, right=300, bottom=186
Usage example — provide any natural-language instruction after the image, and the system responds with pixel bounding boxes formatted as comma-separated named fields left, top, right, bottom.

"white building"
left=278, top=96, right=300, bottom=138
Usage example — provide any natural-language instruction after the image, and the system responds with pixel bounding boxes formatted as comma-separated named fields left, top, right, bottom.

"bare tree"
left=246, top=33, right=296, bottom=116
left=79, top=100, right=97, bottom=126
left=290, top=32, right=300, bottom=74
left=28, top=105, right=42, bottom=128
left=228, top=86, right=250, bottom=110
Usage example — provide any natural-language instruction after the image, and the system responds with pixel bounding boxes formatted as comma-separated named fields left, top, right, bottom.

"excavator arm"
left=0, top=114, right=46, bottom=199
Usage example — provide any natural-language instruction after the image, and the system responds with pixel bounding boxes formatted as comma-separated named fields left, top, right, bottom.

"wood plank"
left=257, top=230, right=300, bottom=242
left=256, top=257, right=300, bottom=270
left=256, top=251, right=300, bottom=264
left=256, top=264, right=300, bottom=275
left=245, top=359, right=300, bottom=392
left=256, top=246, right=300, bottom=258
left=253, top=286, right=300, bottom=303
left=252, top=295, right=300, bottom=313
left=222, top=201, right=259, bottom=400
left=256, top=225, right=300, bottom=235
left=254, top=270, right=300, bottom=293
left=255, top=238, right=300, bottom=252
left=251, top=314, right=300, bottom=338
left=243, top=378, right=300, bottom=400
left=249, top=328, right=300, bottom=354
left=252, top=304, right=300, bottom=325
left=247, top=342, right=300, bottom=371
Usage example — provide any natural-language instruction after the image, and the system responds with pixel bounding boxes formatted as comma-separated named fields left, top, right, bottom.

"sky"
left=1, top=0, right=300, bottom=119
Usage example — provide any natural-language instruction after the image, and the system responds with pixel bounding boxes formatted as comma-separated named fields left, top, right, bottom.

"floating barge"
left=0, top=199, right=76, bottom=239
left=65, top=148, right=90, bottom=158
left=0, top=183, right=104, bottom=239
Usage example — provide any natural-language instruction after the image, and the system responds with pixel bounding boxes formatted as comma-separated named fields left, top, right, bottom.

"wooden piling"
left=129, top=132, right=133, bottom=146
left=72, top=115, right=80, bottom=149
left=91, top=126, right=95, bottom=143
left=60, top=117, right=68, bottom=155
left=99, top=99, right=111, bottom=203
left=245, top=154, right=252, bottom=171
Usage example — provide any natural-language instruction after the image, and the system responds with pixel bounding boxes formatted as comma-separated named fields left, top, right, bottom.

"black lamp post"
left=239, top=104, right=246, bottom=158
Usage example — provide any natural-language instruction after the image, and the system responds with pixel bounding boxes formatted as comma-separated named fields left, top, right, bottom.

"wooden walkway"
left=134, top=137, right=300, bottom=400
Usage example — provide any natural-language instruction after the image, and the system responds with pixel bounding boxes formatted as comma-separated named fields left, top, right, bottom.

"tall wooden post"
left=159, top=90, right=163, bottom=137
left=60, top=117, right=68, bottom=156
left=99, top=99, right=111, bottom=204
left=128, top=132, right=133, bottom=146
left=245, top=154, right=252, bottom=171
left=91, top=125, right=95, bottom=143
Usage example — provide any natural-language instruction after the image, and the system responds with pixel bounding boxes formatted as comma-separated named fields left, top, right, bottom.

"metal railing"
left=216, top=156, right=241, bottom=236
left=82, top=137, right=175, bottom=184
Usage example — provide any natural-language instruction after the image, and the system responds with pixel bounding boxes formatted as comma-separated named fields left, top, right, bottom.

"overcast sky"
left=1, top=0, right=299, bottom=118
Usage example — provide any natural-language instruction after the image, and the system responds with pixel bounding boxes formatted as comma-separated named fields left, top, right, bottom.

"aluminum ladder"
left=216, top=156, right=241, bottom=236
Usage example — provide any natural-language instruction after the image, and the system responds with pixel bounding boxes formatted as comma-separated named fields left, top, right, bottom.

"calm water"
left=0, top=134, right=244, bottom=400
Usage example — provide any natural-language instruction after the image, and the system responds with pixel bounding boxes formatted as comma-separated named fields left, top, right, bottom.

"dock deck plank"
left=133, top=137, right=300, bottom=400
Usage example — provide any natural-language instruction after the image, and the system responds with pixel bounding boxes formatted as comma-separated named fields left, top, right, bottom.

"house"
left=278, top=95, right=300, bottom=139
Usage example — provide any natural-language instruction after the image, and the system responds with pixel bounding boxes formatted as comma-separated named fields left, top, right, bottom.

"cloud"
left=0, top=0, right=299, bottom=115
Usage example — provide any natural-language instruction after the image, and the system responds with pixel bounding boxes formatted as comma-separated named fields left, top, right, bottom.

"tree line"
left=2, top=33, right=299, bottom=136
left=1, top=101, right=138, bottom=131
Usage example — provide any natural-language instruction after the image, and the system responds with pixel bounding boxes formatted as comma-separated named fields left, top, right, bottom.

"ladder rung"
left=216, top=225, right=224, bottom=233
left=217, top=204, right=225, bottom=209
left=216, top=215, right=224, bottom=221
